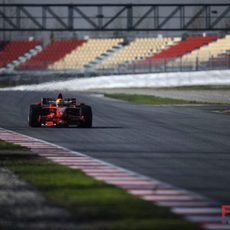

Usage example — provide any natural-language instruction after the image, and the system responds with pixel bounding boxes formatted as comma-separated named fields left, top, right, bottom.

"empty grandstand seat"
left=18, top=40, right=86, bottom=70
left=170, top=35, right=230, bottom=68
left=0, top=40, right=39, bottom=68
left=49, top=38, right=123, bottom=70
left=97, top=37, right=180, bottom=70
left=145, top=36, right=218, bottom=65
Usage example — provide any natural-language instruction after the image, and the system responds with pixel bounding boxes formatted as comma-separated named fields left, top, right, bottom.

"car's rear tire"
left=80, top=105, right=92, bottom=128
left=29, top=105, right=41, bottom=127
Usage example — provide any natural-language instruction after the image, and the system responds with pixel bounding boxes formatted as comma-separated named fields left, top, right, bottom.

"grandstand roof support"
left=211, top=5, right=230, bottom=29
left=0, top=3, right=229, bottom=31
left=133, top=6, right=155, bottom=29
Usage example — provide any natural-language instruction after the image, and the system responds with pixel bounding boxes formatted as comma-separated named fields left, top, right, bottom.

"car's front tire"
left=29, top=105, right=41, bottom=127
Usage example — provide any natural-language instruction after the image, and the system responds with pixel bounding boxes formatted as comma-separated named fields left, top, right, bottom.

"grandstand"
left=0, top=34, right=230, bottom=74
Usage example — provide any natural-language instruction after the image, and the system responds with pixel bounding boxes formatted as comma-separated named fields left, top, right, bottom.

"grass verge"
left=160, top=85, right=230, bottom=90
left=105, top=93, right=200, bottom=105
left=0, top=152, right=203, bottom=230
left=0, top=139, right=28, bottom=150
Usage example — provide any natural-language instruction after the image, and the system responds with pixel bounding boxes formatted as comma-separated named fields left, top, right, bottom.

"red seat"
left=0, top=40, right=39, bottom=68
left=17, top=40, right=86, bottom=70
left=145, top=36, right=219, bottom=64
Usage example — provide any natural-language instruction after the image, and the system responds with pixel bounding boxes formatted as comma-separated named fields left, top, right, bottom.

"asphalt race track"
left=0, top=90, right=230, bottom=204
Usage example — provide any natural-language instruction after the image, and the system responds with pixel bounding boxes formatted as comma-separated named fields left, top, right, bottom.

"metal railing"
left=1, top=54, right=230, bottom=78
left=1, top=54, right=230, bottom=88
left=94, top=55, right=230, bottom=76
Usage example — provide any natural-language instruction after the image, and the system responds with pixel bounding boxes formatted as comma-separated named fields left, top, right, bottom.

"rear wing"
left=41, top=98, right=77, bottom=106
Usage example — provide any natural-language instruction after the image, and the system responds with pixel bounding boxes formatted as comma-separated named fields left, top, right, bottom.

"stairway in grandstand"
left=17, top=40, right=86, bottom=70
left=170, top=35, right=230, bottom=68
left=145, top=35, right=219, bottom=65
left=84, top=42, right=124, bottom=70
left=49, top=38, right=124, bottom=71
left=0, top=40, right=41, bottom=70
left=97, top=37, right=181, bottom=70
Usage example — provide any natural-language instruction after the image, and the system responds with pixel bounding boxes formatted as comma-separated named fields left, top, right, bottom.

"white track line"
left=0, top=127, right=228, bottom=230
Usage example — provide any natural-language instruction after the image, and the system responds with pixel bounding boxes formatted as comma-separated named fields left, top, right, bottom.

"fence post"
left=149, top=60, right=151, bottom=73
left=195, top=56, right=199, bottom=71
left=228, top=54, right=230, bottom=69
left=133, top=61, right=136, bottom=74
left=211, top=55, right=213, bottom=70
left=209, top=54, right=211, bottom=70
left=164, top=59, right=167, bottom=72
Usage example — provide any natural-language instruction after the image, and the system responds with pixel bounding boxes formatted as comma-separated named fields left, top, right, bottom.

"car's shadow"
left=91, top=126, right=124, bottom=129
left=23, top=126, right=124, bottom=129
left=63, top=126, right=124, bottom=129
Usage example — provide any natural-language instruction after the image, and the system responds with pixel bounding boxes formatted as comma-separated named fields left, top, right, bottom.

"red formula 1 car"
left=28, top=93, right=92, bottom=128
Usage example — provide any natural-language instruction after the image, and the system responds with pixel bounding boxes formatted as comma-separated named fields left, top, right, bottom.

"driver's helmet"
left=56, top=98, right=64, bottom=107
